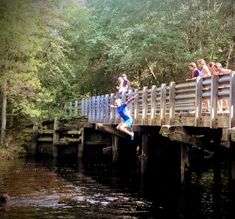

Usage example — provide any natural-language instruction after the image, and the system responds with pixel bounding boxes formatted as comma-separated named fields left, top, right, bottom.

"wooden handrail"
left=66, top=72, right=235, bottom=129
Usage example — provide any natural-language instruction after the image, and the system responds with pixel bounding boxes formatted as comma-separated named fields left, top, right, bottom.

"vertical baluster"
left=88, top=98, right=92, bottom=121
left=100, top=95, right=104, bottom=122
left=169, top=82, right=175, bottom=125
left=229, top=71, right=235, bottom=128
left=134, top=89, right=139, bottom=124
left=92, top=96, right=96, bottom=122
left=195, top=77, right=203, bottom=126
left=110, top=93, right=115, bottom=123
left=160, top=84, right=166, bottom=125
left=150, top=86, right=157, bottom=125
left=210, top=75, right=218, bottom=128
left=96, top=96, right=100, bottom=122
left=105, top=94, right=109, bottom=123
left=142, top=87, right=148, bottom=125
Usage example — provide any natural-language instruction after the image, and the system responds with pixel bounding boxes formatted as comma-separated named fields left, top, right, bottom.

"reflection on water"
left=0, top=158, right=155, bottom=219
left=0, top=156, right=234, bottom=219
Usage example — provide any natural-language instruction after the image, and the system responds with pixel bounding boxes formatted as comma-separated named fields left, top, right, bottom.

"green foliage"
left=85, top=0, right=234, bottom=88
left=0, top=0, right=234, bottom=130
left=0, top=143, right=26, bottom=160
left=0, top=0, right=75, bottom=124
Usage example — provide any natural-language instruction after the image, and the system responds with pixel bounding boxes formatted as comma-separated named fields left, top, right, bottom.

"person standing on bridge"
left=110, top=94, right=138, bottom=140
left=187, top=62, right=205, bottom=80
left=197, top=58, right=211, bottom=112
left=197, top=59, right=211, bottom=77
left=122, top=73, right=131, bottom=91
left=116, top=76, right=125, bottom=96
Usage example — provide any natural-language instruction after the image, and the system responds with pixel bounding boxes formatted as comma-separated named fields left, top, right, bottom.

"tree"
left=0, top=0, right=70, bottom=145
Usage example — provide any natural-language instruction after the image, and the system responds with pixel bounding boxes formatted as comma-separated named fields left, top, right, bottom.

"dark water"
left=0, top=154, right=234, bottom=219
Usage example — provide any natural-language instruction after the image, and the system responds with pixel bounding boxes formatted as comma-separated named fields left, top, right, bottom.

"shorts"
left=124, top=118, right=133, bottom=127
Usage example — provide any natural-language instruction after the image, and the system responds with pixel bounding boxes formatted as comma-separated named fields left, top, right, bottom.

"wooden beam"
left=84, top=140, right=110, bottom=145
left=159, top=125, right=202, bottom=147
left=95, top=123, right=129, bottom=139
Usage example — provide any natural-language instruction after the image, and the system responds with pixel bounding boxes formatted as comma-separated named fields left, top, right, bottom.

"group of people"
left=188, top=58, right=232, bottom=79
left=188, top=58, right=232, bottom=112
left=116, top=73, right=131, bottom=94
left=113, top=59, right=232, bottom=140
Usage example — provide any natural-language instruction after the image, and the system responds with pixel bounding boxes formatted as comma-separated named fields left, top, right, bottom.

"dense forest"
left=0, top=0, right=234, bottom=146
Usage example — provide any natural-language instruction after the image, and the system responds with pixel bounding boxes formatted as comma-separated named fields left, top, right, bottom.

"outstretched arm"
left=110, top=104, right=117, bottom=108
left=126, top=94, right=139, bottom=105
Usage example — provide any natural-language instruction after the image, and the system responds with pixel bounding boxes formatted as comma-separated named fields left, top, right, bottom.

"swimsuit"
left=117, top=103, right=133, bottom=127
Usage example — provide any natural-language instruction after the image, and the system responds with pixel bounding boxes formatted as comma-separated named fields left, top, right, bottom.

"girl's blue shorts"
left=124, top=118, right=133, bottom=127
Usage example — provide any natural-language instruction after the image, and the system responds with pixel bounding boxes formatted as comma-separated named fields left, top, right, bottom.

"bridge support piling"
left=112, top=136, right=120, bottom=163
left=212, top=129, right=222, bottom=185
left=140, top=133, right=149, bottom=192
left=231, top=141, right=235, bottom=181
left=52, top=118, right=59, bottom=158
left=77, top=128, right=84, bottom=160
left=31, top=124, right=38, bottom=156
left=180, top=143, right=189, bottom=184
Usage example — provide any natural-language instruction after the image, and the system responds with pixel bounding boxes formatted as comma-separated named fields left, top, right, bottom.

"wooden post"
left=133, top=89, right=139, bottom=123
left=88, top=98, right=92, bottom=121
left=195, top=77, right=203, bottom=126
left=180, top=143, right=189, bottom=184
left=150, top=85, right=157, bottom=125
left=104, top=94, right=109, bottom=123
left=231, top=141, right=235, bottom=181
left=229, top=71, right=235, bottom=128
left=31, top=124, right=38, bottom=156
left=169, top=82, right=175, bottom=125
left=213, top=130, right=222, bottom=184
left=210, top=75, right=218, bottom=128
left=53, top=118, right=59, bottom=158
left=96, top=96, right=100, bottom=122
left=100, top=95, right=104, bottom=122
left=140, top=133, right=149, bottom=192
left=114, top=98, right=119, bottom=125
left=110, top=93, right=115, bottom=123
left=78, top=128, right=84, bottom=160
left=91, top=96, right=96, bottom=122
left=142, top=87, right=148, bottom=125
left=112, top=135, right=119, bottom=163
left=160, top=84, right=166, bottom=125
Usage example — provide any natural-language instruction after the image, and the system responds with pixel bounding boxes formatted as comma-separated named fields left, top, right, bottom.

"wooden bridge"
left=66, top=72, right=235, bottom=130
left=32, top=72, right=235, bottom=186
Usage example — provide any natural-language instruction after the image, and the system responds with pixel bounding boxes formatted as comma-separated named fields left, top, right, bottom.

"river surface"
left=0, top=154, right=234, bottom=219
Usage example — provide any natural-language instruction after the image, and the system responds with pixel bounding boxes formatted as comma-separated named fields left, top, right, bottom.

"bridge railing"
left=65, top=72, right=235, bottom=129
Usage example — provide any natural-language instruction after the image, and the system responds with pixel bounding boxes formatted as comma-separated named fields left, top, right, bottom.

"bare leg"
left=217, top=99, right=222, bottom=112
left=223, top=99, right=229, bottom=111
left=116, top=122, right=124, bottom=130
left=117, top=123, right=133, bottom=137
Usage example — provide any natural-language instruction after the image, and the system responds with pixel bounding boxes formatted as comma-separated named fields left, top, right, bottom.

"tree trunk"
left=1, top=81, right=7, bottom=147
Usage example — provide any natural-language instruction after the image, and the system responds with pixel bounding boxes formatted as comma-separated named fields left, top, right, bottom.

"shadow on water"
left=0, top=145, right=234, bottom=218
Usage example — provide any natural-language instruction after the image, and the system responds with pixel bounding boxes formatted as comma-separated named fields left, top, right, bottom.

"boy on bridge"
left=110, top=94, right=138, bottom=140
